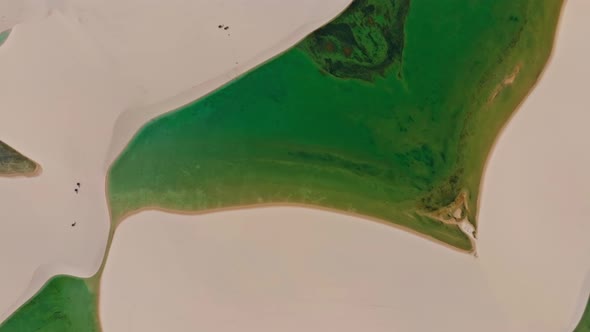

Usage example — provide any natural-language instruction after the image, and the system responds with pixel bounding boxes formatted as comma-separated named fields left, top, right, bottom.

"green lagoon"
left=109, top=0, right=563, bottom=251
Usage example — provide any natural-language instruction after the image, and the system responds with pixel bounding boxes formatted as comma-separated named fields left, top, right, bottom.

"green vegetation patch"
left=299, top=0, right=410, bottom=81
left=0, top=140, right=38, bottom=175
left=0, top=276, right=100, bottom=332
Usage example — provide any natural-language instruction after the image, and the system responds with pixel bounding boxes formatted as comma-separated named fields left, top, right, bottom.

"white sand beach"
left=0, top=0, right=351, bottom=322
left=99, top=1, right=590, bottom=332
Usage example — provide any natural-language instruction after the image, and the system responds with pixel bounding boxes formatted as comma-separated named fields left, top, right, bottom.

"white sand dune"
left=99, top=1, right=590, bottom=332
left=0, top=0, right=351, bottom=323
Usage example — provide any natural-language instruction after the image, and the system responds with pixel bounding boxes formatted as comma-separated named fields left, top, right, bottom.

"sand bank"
left=0, top=0, right=351, bottom=323
left=101, top=208, right=509, bottom=332
left=476, top=0, right=590, bottom=330
left=99, top=0, right=590, bottom=331
left=0, top=163, right=42, bottom=178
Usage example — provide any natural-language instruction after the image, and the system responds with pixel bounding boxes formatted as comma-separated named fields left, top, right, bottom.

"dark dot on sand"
left=224, top=26, right=229, bottom=30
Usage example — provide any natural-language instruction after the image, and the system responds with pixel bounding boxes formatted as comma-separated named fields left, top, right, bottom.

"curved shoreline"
left=0, top=0, right=358, bottom=330
left=475, top=0, right=590, bottom=329
left=102, top=1, right=354, bottom=169
left=98, top=0, right=590, bottom=330
left=0, top=0, right=355, bottom=326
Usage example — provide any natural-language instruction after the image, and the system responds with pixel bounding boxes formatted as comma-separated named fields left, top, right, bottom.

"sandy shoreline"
left=0, top=0, right=353, bottom=324
left=95, top=189, right=475, bottom=331
left=102, top=0, right=353, bottom=169
left=101, top=207, right=511, bottom=332
left=0, top=0, right=588, bottom=330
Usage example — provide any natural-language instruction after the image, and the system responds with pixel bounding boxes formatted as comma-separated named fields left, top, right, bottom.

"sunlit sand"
left=0, top=13, right=122, bottom=322
left=0, top=0, right=351, bottom=322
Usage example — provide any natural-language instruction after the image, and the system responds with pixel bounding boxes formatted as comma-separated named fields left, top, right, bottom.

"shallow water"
left=109, top=0, right=563, bottom=250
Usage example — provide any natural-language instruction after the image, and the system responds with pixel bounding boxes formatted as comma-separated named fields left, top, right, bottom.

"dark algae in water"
left=299, top=0, right=410, bottom=81
left=108, top=0, right=564, bottom=252
left=0, top=140, right=39, bottom=176
left=0, top=276, right=100, bottom=332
